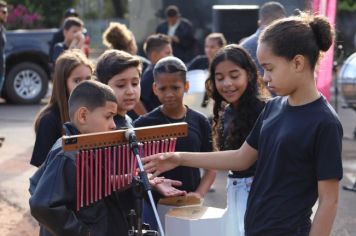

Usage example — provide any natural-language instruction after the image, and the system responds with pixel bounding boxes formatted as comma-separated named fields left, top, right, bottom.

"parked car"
left=2, top=29, right=56, bottom=104
left=2, top=28, right=90, bottom=104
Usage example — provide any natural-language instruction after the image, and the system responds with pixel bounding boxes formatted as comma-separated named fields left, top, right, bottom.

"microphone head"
left=125, top=128, right=136, bottom=141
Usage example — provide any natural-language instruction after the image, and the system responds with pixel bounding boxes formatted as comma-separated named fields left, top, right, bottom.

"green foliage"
left=8, top=0, right=77, bottom=27
left=338, top=0, right=356, bottom=12
left=103, top=0, right=116, bottom=18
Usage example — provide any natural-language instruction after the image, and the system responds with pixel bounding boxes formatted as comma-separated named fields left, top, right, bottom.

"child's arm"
left=143, top=141, right=258, bottom=177
left=309, top=179, right=339, bottom=236
left=191, top=169, right=216, bottom=198
left=30, top=155, right=89, bottom=235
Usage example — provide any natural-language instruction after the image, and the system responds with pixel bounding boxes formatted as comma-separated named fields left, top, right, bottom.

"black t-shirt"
left=134, top=106, right=212, bottom=196
left=52, top=42, right=69, bottom=63
left=114, top=114, right=133, bottom=129
left=221, top=102, right=264, bottom=178
left=187, top=55, right=209, bottom=71
left=31, top=105, right=62, bottom=167
left=245, top=96, right=343, bottom=236
left=140, top=65, right=161, bottom=112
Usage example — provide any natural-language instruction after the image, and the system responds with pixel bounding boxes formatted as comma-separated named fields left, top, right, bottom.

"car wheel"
left=4, top=62, right=48, bottom=104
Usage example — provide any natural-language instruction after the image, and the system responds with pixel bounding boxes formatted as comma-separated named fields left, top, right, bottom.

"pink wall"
left=313, top=0, right=337, bottom=101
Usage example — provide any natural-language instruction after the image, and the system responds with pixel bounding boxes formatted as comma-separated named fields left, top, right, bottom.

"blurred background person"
left=188, top=33, right=227, bottom=108
left=240, top=1, right=286, bottom=76
left=102, top=21, right=150, bottom=72
left=188, top=33, right=227, bottom=71
left=49, top=8, right=79, bottom=57
left=51, top=17, right=85, bottom=63
left=133, top=33, right=172, bottom=117
left=156, top=5, right=195, bottom=63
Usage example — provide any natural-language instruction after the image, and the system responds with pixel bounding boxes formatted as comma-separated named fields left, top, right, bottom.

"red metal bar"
left=76, top=152, right=80, bottom=211
left=155, top=141, right=160, bottom=155
left=99, top=149, right=102, bottom=200
left=90, top=150, right=93, bottom=204
left=81, top=150, right=84, bottom=208
left=108, top=147, right=112, bottom=195
left=85, top=151, right=89, bottom=206
left=104, top=148, right=108, bottom=197
left=126, top=144, right=130, bottom=185
left=165, top=139, right=169, bottom=152
left=95, top=149, right=98, bottom=202
left=118, top=145, right=121, bottom=189
left=113, top=146, right=117, bottom=192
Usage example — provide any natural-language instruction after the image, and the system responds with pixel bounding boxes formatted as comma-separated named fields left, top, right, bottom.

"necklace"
left=160, top=106, right=187, bottom=124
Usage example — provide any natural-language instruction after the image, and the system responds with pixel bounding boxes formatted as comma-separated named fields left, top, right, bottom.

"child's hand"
left=153, top=178, right=186, bottom=197
left=143, top=152, right=181, bottom=177
left=70, top=32, right=85, bottom=49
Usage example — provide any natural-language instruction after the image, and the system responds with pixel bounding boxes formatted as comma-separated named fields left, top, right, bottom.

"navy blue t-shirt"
left=31, top=105, right=62, bottom=167
left=245, top=96, right=343, bottom=236
left=187, top=55, right=209, bottom=71
left=140, top=65, right=161, bottom=112
left=134, top=106, right=212, bottom=195
left=221, top=101, right=264, bottom=178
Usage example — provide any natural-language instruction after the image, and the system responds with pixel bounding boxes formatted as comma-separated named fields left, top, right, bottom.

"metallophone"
left=62, top=122, right=188, bottom=236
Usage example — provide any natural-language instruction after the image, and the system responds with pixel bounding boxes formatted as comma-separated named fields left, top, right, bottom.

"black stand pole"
left=126, top=130, right=165, bottom=236
left=128, top=178, right=159, bottom=236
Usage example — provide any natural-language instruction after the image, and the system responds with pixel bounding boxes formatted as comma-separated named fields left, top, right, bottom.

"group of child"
left=29, top=10, right=342, bottom=236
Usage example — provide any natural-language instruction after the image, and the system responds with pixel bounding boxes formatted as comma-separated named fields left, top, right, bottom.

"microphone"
left=125, top=129, right=139, bottom=155
left=125, top=128, right=151, bottom=191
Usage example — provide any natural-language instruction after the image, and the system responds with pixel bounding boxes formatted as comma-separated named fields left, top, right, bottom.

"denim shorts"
left=225, top=176, right=253, bottom=236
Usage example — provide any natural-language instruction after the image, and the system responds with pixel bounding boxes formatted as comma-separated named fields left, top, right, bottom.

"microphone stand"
left=126, top=130, right=165, bottom=236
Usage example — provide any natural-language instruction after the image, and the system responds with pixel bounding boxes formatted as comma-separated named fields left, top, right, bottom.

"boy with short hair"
left=133, top=33, right=172, bottom=116
left=134, top=56, right=216, bottom=228
left=29, top=80, right=121, bottom=235
left=96, top=49, right=142, bottom=128
left=52, top=17, right=85, bottom=63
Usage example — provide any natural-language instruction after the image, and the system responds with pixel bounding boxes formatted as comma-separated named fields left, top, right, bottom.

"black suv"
left=2, top=29, right=56, bottom=104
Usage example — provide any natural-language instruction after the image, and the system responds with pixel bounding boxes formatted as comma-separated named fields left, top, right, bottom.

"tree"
left=338, top=0, right=356, bottom=12
left=111, top=0, right=127, bottom=18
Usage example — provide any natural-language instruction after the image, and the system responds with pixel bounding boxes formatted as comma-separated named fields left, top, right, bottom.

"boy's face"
left=153, top=72, right=188, bottom=111
left=66, top=65, right=92, bottom=95
left=79, top=101, right=117, bottom=134
left=205, top=38, right=221, bottom=61
left=63, top=25, right=83, bottom=44
left=107, top=67, right=141, bottom=116
left=151, top=44, right=172, bottom=64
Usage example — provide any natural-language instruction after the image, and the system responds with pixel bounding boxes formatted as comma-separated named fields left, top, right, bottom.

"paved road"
left=0, top=96, right=355, bottom=235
